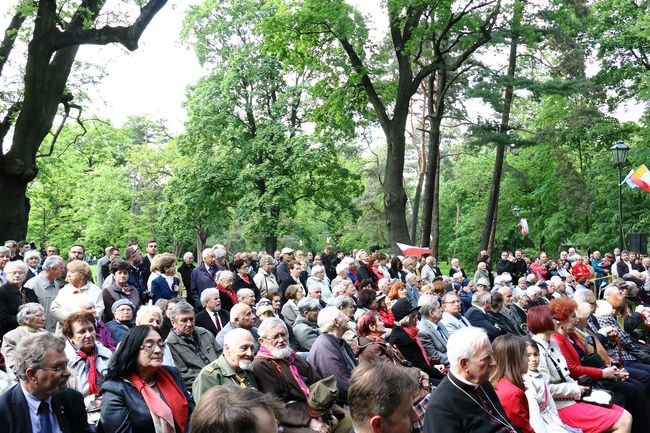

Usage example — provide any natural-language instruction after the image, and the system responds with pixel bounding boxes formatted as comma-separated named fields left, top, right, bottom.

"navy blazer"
left=151, top=275, right=179, bottom=303
left=0, top=384, right=91, bottom=433
left=464, top=306, right=505, bottom=341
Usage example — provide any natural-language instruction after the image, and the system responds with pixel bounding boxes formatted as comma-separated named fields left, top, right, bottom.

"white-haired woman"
left=23, top=250, right=42, bottom=282
left=0, top=261, right=38, bottom=339
left=307, top=264, right=331, bottom=300
left=1, top=302, right=47, bottom=372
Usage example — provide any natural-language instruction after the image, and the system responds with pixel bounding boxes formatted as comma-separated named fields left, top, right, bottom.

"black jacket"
left=195, top=309, right=230, bottom=337
left=465, top=307, right=505, bottom=341
left=99, top=366, right=194, bottom=433
left=386, top=326, right=443, bottom=382
left=0, top=384, right=92, bottom=433
left=0, top=283, right=38, bottom=339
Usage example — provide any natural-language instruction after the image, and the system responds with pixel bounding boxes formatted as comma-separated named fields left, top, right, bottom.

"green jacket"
left=192, top=354, right=258, bottom=402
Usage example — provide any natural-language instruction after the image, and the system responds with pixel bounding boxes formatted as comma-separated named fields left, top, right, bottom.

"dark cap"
left=391, top=299, right=419, bottom=322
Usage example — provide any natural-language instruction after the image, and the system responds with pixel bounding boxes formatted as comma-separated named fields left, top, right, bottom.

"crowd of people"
left=1, top=238, right=650, bottom=433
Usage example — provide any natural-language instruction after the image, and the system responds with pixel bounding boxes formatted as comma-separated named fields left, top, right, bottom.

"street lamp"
left=512, top=207, right=521, bottom=250
left=610, top=140, right=629, bottom=249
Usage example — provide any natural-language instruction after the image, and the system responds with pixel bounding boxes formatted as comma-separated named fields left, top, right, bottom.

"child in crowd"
left=524, top=339, right=582, bottom=433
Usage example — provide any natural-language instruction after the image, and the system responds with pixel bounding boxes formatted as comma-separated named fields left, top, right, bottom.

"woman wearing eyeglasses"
left=100, top=325, right=194, bottom=433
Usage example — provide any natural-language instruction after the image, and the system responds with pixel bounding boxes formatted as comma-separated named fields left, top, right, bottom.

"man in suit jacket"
left=0, top=332, right=91, bottom=433
left=464, top=291, right=504, bottom=341
left=417, top=295, right=449, bottom=367
left=440, top=291, right=471, bottom=336
left=195, top=288, right=230, bottom=337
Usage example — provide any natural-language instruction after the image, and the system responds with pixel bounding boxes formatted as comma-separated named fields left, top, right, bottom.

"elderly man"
left=216, top=270, right=238, bottom=311
left=420, top=256, right=437, bottom=285
left=276, top=247, right=295, bottom=285
left=252, top=317, right=337, bottom=433
left=349, top=362, right=420, bottom=433
left=165, top=301, right=220, bottom=389
left=195, top=288, right=230, bottom=336
left=178, top=252, right=195, bottom=301
left=307, top=306, right=357, bottom=404
left=216, top=303, right=260, bottom=352
left=193, top=328, right=258, bottom=401
left=189, top=248, right=219, bottom=310
left=24, top=255, right=64, bottom=332
left=417, top=295, right=449, bottom=367
left=0, top=333, right=92, bottom=433
left=292, top=297, right=321, bottom=351
left=254, top=254, right=280, bottom=299
left=404, top=273, right=421, bottom=307
left=424, top=327, right=515, bottom=433
left=237, top=288, right=256, bottom=307
left=440, top=291, right=471, bottom=336
left=464, top=292, right=504, bottom=341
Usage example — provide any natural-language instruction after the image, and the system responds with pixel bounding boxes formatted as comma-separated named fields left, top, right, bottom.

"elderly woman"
left=528, top=305, right=632, bottom=433
left=355, top=311, right=402, bottom=364
left=386, top=299, right=444, bottom=384
left=100, top=325, right=193, bottom=433
left=1, top=302, right=47, bottom=372
left=151, top=255, right=180, bottom=303
left=23, top=250, right=42, bottom=281
left=102, top=259, right=141, bottom=322
left=51, top=259, right=105, bottom=329
left=253, top=254, right=280, bottom=299
left=135, top=305, right=176, bottom=367
left=64, top=310, right=112, bottom=424
left=77, top=301, right=116, bottom=352
left=0, top=260, right=38, bottom=339
left=231, top=258, right=260, bottom=301
left=306, top=264, right=331, bottom=301
left=281, top=284, right=304, bottom=327
left=550, top=298, right=650, bottom=433
left=331, top=260, right=352, bottom=288
left=106, top=299, right=136, bottom=344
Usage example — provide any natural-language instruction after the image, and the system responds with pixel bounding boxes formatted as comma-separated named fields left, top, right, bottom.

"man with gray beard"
left=192, top=328, right=258, bottom=402
left=252, top=317, right=333, bottom=433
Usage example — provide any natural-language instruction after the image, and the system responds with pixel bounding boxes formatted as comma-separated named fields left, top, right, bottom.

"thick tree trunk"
left=196, top=229, right=207, bottom=256
left=409, top=84, right=429, bottom=243
left=0, top=172, right=30, bottom=241
left=384, top=125, right=411, bottom=253
left=421, top=69, right=447, bottom=248
left=479, top=0, right=524, bottom=256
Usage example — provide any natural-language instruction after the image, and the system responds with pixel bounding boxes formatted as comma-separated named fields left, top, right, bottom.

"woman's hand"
left=579, top=385, right=590, bottom=396
left=601, top=366, right=618, bottom=379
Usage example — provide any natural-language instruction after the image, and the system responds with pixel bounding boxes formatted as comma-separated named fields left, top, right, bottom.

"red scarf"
left=129, top=368, right=189, bottom=433
left=76, top=348, right=101, bottom=395
left=403, top=325, right=430, bottom=365
left=217, top=283, right=238, bottom=305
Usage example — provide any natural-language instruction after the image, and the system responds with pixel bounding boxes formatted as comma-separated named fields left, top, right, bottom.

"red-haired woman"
left=528, top=305, right=631, bottom=433
left=550, top=298, right=650, bottom=433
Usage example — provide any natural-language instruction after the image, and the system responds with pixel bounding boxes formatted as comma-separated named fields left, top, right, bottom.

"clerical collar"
left=448, top=371, right=480, bottom=390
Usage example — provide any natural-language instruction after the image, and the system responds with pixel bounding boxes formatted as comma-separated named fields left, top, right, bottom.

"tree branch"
left=0, top=101, right=22, bottom=146
left=0, top=7, right=27, bottom=77
left=49, top=0, right=168, bottom=52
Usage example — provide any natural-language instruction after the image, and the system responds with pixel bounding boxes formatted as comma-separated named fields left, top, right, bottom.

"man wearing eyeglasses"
left=0, top=332, right=91, bottom=433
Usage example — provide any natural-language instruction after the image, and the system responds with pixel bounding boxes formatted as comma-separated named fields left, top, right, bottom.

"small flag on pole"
left=622, top=165, right=650, bottom=192
left=518, top=218, right=529, bottom=236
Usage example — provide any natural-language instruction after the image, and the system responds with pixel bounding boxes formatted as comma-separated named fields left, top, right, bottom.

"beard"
left=271, top=347, right=293, bottom=359
left=238, top=360, right=253, bottom=370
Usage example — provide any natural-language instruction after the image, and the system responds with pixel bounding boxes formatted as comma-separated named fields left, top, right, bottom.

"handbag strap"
left=536, top=341, right=567, bottom=382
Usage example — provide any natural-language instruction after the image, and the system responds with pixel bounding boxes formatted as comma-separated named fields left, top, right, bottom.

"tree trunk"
left=0, top=172, right=30, bottom=241
left=421, top=69, right=447, bottom=248
left=431, top=150, right=441, bottom=258
left=479, top=0, right=524, bottom=256
left=196, top=229, right=207, bottom=256
left=384, top=124, right=411, bottom=253
left=409, top=83, right=429, bottom=243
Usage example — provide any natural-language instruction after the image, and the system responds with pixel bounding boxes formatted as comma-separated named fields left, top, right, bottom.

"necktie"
left=38, top=401, right=53, bottom=433
left=213, top=312, right=222, bottom=331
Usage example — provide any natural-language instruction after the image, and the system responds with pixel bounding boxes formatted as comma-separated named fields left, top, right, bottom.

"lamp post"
left=610, top=141, right=629, bottom=249
left=512, top=207, right=521, bottom=250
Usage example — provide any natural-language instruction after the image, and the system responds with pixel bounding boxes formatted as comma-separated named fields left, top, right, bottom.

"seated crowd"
left=1, top=240, right=650, bottom=433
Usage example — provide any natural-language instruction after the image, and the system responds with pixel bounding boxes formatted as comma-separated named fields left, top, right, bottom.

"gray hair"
left=446, top=326, right=489, bottom=367
left=200, top=288, right=219, bottom=306
left=395, top=314, right=415, bottom=327
left=16, top=302, right=45, bottom=326
left=573, top=288, right=594, bottom=303
left=311, top=265, right=325, bottom=276
left=202, top=248, right=214, bottom=260
left=42, top=255, right=63, bottom=271
left=298, top=297, right=321, bottom=315
left=418, top=295, right=439, bottom=316
left=237, top=288, right=255, bottom=302
left=259, top=254, right=274, bottom=266
left=14, top=333, right=66, bottom=380
left=23, top=250, right=41, bottom=265
left=183, top=252, right=193, bottom=261
left=337, top=296, right=356, bottom=310
left=405, top=273, right=418, bottom=284
left=135, top=305, right=163, bottom=325
left=216, top=270, right=233, bottom=282
left=5, top=260, right=28, bottom=274
left=0, top=246, right=9, bottom=256
left=317, top=306, right=343, bottom=333
left=602, top=286, right=620, bottom=298
left=472, top=291, right=491, bottom=306
left=258, top=317, right=287, bottom=339
left=331, top=283, right=347, bottom=297
left=526, top=286, right=542, bottom=298
left=170, top=302, right=195, bottom=322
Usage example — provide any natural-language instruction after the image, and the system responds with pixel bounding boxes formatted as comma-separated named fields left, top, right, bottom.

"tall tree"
left=0, top=0, right=168, bottom=241
left=265, top=0, right=501, bottom=252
